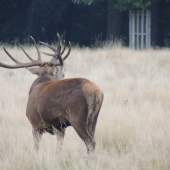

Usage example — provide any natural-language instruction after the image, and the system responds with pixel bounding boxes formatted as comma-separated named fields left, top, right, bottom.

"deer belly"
left=41, top=115, right=71, bottom=135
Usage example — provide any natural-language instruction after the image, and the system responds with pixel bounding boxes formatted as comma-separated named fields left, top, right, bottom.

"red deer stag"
left=0, top=35, right=104, bottom=153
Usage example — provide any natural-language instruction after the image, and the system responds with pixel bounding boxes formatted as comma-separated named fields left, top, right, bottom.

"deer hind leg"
left=72, top=122, right=96, bottom=153
left=87, top=93, right=103, bottom=139
left=87, top=103, right=102, bottom=140
left=32, top=128, right=43, bottom=151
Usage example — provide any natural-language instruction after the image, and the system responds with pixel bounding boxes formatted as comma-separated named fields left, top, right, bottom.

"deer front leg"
left=53, top=127, right=65, bottom=151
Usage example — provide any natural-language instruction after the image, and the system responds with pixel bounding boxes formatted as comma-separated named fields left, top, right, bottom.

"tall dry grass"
left=0, top=44, right=170, bottom=170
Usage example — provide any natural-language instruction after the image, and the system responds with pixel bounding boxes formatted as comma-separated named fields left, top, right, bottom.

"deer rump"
left=26, top=78, right=103, bottom=136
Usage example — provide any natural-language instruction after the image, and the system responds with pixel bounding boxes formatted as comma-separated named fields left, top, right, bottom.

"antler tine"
left=39, top=34, right=63, bottom=65
left=40, top=51, right=57, bottom=57
left=57, top=54, right=63, bottom=65
left=39, top=34, right=70, bottom=66
left=2, top=46, right=22, bottom=64
left=39, top=34, right=61, bottom=54
left=30, top=36, right=41, bottom=61
left=39, top=41, right=57, bottom=52
left=39, top=39, right=65, bottom=57
left=62, top=42, right=71, bottom=61
left=56, top=33, right=61, bottom=52
left=49, top=42, right=71, bottom=66
left=0, top=61, right=43, bottom=69
left=53, top=34, right=63, bottom=65
left=49, top=57, right=63, bottom=66
left=0, top=36, right=43, bottom=69
left=39, top=36, right=61, bottom=56
left=39, top=42, right=59, bottom=57
left=20, top=45, right=35, bottom=61
left=61, top=40, right=66, bottom=55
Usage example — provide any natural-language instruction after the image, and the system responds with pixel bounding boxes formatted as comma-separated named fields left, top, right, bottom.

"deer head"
left=0, top=34, right=71, bottom=81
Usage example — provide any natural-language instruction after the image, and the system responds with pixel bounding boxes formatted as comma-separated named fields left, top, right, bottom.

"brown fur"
left=26, top=64, right=104, bottom=152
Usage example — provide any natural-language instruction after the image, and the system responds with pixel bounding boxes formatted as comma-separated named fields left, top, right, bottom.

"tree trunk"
left=107, top=0, right=121, bottom=40
left=150, top=1, right=164, bottom=47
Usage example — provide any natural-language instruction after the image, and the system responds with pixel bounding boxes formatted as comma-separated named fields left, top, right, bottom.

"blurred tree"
left=72, top=0, right=158, bottom=9
left=72, top=0, right=158, bottom=41
left=69, top=2, right=107, bottom=45
left=162, top=0, right=170, bottom=46
left=0, top=0, right=107, bottom=45
left=0, top=0, right=32, bottom=43
left=1, top=0, right=170, bottom=46
left=150, top=0, right=164, bottom=47
left=26, top=0, right=70, bottom=42
left=27, top=0, right=107, bottom=45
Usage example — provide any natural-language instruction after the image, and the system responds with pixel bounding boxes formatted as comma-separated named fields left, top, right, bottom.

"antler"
left=20, top=45, right=35, bottom=62
left=0, top=36, right=43, bottom=69
left=39, top=34, right=71, bottom=66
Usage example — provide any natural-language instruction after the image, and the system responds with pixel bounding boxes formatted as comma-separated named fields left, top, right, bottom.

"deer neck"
left=29, top=74, right=53, bottom=95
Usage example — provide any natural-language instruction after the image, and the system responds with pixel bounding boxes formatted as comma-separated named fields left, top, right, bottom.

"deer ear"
left=26, top=67, right=39, bottom=75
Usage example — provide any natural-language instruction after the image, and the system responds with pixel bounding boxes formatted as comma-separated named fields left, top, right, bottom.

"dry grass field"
left=0, top=43, right=170, bottom=170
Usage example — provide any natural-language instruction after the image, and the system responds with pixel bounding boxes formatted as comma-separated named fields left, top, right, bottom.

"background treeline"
left=0, top=0, right=170, bottom=46
left=0, top=0, right=107, bottom=46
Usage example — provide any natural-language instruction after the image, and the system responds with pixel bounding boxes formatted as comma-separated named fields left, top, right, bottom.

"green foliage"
left=70, top=1, right=107, bottom=45
left=0, top=0, right=107, bottom=45
left=26, top=0, right=69, bottom=41
left=0, top=0, right=170, bottom=47
left=72, top=0, right=99, bottom=5
left=113, top=0, right=158, bottom=10
left=0, top=0, right=70, bottom=43
left=72, top=0, right=158, bottom=10
left=0, top=0, right=32, bottom=42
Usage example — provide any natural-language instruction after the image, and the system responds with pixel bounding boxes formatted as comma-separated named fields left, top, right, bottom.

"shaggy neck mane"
left=29, top=74, right=53, bottom=95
